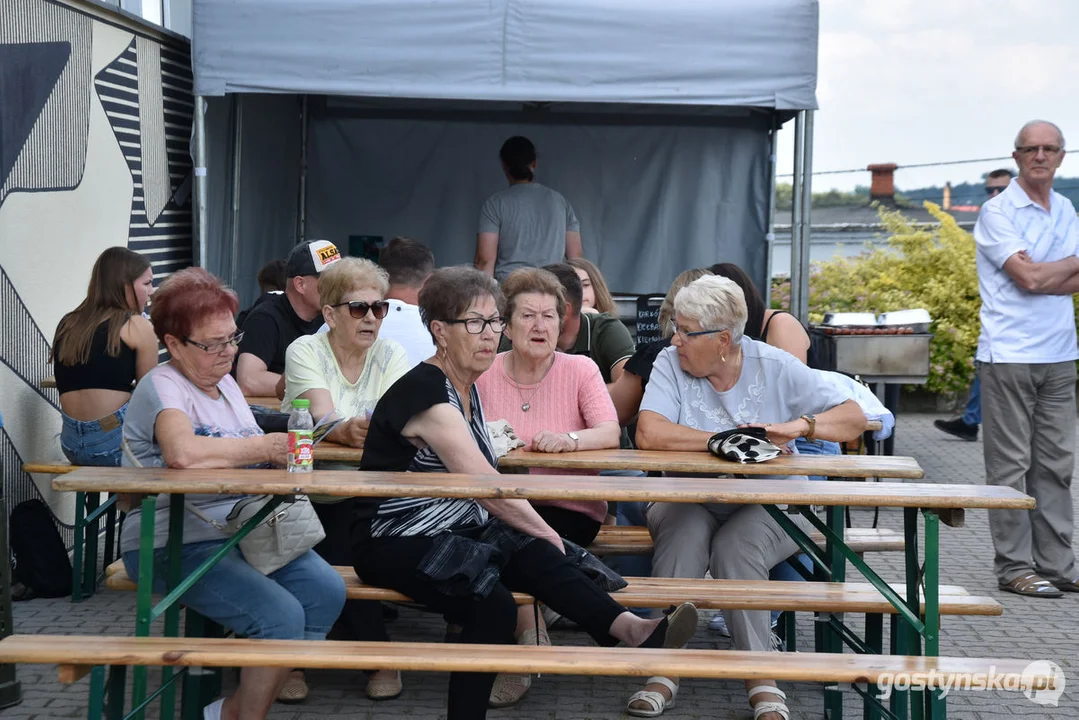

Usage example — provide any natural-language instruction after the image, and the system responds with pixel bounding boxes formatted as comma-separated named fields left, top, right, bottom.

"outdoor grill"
left=810, top=310, right=933, bottom=384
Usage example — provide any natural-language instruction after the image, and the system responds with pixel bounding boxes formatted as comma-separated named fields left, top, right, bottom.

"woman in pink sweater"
left=476, top=266, right=621, bottom=707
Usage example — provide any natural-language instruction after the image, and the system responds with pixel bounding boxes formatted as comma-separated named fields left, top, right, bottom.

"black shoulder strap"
left=761, top=310, right=792, bottom=342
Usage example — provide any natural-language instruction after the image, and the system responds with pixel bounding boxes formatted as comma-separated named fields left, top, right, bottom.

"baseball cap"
left=285, top=240, right=341, bottom=278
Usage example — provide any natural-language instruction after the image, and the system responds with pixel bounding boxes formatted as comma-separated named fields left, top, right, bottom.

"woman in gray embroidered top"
left=627, top=275, right=866, bottom=720
left=355, top=266, right=698, bottom=720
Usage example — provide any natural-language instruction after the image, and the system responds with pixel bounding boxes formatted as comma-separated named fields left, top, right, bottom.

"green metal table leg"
left=904, top=507, right=924, bottom=720
left=87, top=666, right=105, bottom=720
left=103, top=494, right=118, bottom=567
left=889, top=614, right=908, bottom=719
left=160, top=498, right=186, bottom=720
left=106, top=666, right=126, bottom=720
left=71, top=491, right=86, bottom=603
left=823, top=506, right=846, bottom=720
left=131, top=496, right=158, bottom=720
left=922, top=510, right=945, bottom=719
left=83, top=492, right=102, bottom=598
left=865, top=613, right=884, bottom=720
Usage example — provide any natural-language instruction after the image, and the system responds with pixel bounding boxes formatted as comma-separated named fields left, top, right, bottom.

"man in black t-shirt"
left=236, top=240, right=341, bottom=397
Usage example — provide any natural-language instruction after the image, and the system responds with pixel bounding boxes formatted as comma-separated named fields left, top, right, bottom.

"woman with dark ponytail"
left=475, top=136, right=583, bottom=281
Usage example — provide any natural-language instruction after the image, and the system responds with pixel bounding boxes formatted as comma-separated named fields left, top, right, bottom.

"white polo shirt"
left=974, top=180, right=1079, bottom=364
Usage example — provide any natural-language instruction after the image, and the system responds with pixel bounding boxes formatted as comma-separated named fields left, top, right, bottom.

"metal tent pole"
left=298, top=95, right=309, bottom=244
left=795, top=109, right=815, bottom=324
left=789, top=111, right=806, bottom=319
left=764, top=116, right=779, bottom=306
left=228, top=96, right=244, bottom=290
left=192, top=96, right=209, bottom=268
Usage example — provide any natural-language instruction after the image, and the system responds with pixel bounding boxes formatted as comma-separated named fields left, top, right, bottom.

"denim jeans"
left=962, top=373, right=981, bottom=426
left=60, top=404, right=128, bottom=466
left=122, top=540, right=346, bottom=640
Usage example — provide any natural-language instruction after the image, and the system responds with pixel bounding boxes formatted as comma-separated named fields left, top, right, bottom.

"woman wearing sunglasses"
left=281, top=256, right=410, bottom=702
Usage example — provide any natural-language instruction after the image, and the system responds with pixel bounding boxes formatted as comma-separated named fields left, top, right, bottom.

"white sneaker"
left=203, top=698, right=224, bottom=720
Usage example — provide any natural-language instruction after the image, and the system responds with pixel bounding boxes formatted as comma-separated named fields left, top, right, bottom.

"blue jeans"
left=122, top=540, right=346, bottom=640
left=962, top=373, right=981, bottom=426
left=60, top=404, right=128, bottom=466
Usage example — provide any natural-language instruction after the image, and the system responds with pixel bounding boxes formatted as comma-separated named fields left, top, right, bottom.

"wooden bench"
left=0, top=635, right=1053, bottom=715
left=589, top=524, right=903, bottom=556
left=104, top=560, right=1000, bottom=617
left=22, top=460, right=77, bottom=475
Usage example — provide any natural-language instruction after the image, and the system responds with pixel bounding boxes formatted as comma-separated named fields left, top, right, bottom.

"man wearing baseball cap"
left=236, top=240, right=341, bottom=397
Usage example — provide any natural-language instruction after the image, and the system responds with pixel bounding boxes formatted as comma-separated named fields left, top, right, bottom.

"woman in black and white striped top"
left=355, top=267, right=697, bottom=720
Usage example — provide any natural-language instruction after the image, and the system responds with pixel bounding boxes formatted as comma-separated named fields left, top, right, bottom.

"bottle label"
left=288, top=429, right=314, bottom=468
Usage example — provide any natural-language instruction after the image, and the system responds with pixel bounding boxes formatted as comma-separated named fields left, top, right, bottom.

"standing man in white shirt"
left=975, top=119, right=1079, bottom=598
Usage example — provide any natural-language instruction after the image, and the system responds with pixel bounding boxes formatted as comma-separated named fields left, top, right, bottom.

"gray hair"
left=1015, top=120, right=1066, bottom=149
left=672, top=275, right=748, bottom=343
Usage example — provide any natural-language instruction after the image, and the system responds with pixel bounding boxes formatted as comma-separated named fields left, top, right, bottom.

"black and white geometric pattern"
left=0, top=0, right=92, bottom=204
left=94, top=36, right=194, bottom=280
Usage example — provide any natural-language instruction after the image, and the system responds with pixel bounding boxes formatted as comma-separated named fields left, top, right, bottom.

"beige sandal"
left=626, top=676, right=679, bottom=717
left=276, top=670, right=308, bottom=703
left=749, top=685, right=790, bottom=720
left=366, top=671, right=402, bottom=701
left=488, top=627, right=550, bottom=708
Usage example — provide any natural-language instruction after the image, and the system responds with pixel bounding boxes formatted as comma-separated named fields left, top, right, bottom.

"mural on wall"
left=0, top=0, right=193, bottom=524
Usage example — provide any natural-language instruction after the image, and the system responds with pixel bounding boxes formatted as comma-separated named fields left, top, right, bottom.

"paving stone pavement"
left=5, top=413, right=1077, bottom=719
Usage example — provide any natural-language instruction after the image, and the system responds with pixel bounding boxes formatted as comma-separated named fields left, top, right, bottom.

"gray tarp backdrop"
left=191, top=0, right=819, bottom=304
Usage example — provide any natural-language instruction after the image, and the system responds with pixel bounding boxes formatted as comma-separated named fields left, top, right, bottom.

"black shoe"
left=934, top=417, right=978, bottom=441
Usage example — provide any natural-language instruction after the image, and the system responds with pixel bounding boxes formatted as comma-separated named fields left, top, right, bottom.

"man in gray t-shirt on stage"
left=474, top=136, right=582, bottom=280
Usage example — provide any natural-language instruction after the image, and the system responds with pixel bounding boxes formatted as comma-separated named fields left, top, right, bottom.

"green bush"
left=772, top=202, right=980, bottom=395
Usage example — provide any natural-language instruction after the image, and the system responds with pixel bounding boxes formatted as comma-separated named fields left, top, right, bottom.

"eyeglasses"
left=442, top=316, right=507, bottom=334
left=669, top=322, right=726, bottom=340
left=1015, top=145, right=1063, bottom=157
left=985, top=185, right=1007, bottom=196
left=331, top=300, right=390, bottom=320
left=184, top=331, right=244, bottom=354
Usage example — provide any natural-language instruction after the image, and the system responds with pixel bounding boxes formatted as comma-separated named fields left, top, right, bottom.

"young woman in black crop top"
left=52, top=247, right=159, bottom=465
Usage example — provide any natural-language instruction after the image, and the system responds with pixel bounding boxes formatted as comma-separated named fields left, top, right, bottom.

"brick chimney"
left=867, top=163, right=898, bottom=203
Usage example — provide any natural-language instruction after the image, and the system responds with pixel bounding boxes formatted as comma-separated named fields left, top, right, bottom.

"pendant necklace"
left=509, top=354, right=554, bottom=412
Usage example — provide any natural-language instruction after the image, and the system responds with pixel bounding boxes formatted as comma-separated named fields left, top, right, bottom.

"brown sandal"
left=999, top=572, right=1064, bottom=598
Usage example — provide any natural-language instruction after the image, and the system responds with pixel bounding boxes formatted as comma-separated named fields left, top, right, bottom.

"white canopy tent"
left=189, top=0, right=818, bottom=316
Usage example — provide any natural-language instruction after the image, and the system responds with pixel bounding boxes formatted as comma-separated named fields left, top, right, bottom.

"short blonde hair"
left=673, top=275, right=748, bottom=342
left=318, top=257, right=389, bottom=308
left=501, top=267, right=567, bottom=327
left=659, top=268, right=712, bottom=338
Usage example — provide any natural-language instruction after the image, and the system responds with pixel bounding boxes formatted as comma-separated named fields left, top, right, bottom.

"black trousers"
left=534, top=504, right=601, bottom=546
left=354, top=532, right=626, bottom=720
left=312, top=499, right=389, bottom=642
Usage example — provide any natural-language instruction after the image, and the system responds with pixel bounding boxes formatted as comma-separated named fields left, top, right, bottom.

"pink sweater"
left=476, top=352, right=618, bottom=523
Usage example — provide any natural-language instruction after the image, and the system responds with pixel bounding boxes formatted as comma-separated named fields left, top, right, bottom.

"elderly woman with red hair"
left=119, top=268, right=345, bottom=720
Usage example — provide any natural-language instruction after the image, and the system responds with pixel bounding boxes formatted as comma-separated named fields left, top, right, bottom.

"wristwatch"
left=800, top=414, right=817, bottom=442
left=567, top=432, right=580, bottom=451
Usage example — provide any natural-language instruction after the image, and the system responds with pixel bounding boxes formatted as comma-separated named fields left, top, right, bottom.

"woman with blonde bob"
left=567, top=257, right=616, bottom=315
left=625, top=275, right=866, bottom=720
left=282, top=256, right=410, bottom=701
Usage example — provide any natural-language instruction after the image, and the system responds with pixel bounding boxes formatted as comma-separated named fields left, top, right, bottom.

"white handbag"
left=216, top=495, right=326, bottom=576
left=122, top=436, right=325, bottom=575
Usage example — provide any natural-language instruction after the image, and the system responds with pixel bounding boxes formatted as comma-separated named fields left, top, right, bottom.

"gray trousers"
left=646, top=501, right=813, bottom=652
left=982, top=361, right=1077, bottom=584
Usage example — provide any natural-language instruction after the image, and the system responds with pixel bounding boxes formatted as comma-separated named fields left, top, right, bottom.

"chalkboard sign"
left=635, top=294, right=665, bottom=348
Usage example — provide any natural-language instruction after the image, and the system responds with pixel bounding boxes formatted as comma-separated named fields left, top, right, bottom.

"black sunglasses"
left=331, top=300, right=390, bottom=320
left=985, top=186, right=1007, bottom=196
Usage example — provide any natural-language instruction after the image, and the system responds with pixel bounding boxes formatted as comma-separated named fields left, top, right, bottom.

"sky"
left=776, top=0, right=1079, bottom=192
